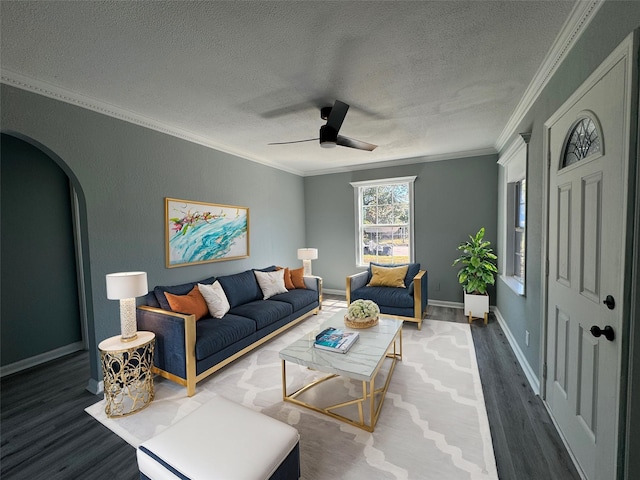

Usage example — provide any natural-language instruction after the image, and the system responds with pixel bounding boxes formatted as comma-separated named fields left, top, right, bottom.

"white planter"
left=463, top=291, right=489, bottom=323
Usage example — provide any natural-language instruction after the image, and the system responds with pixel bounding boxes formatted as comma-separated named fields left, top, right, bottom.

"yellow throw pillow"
left=367, top=264, right=408, bottom=288
left=165, top=286, right=209, bottom=320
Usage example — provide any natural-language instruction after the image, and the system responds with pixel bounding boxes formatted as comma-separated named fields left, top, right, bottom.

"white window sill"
left=500, top=274, right=525, bottom=296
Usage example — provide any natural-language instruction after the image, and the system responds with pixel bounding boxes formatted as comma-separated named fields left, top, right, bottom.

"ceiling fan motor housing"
left=319, top=125, right=338, bottom=148
left=320, top=106, right=332, bottom=121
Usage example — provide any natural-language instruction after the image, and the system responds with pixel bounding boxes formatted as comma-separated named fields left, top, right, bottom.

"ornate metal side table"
left=98, top=331, right=155, bottom=417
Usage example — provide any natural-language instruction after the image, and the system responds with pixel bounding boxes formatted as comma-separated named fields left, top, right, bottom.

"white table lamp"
left=297, top=248, right=318, bottom=276
left=106, top=271, right=148, bottom=342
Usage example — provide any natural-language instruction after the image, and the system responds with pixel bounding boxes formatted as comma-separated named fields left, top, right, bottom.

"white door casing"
left=543, top=35, right=635, bottom=480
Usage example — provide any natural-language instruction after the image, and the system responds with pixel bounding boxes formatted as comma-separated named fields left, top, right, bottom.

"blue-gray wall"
left=1, top=84, right=308, bottom=388
left=1, top=134, right=82, bottom=364
left=1, top=4, right=639, bottom=476
left=496, top=2, right=640, bottom=380
left=495, top=4, right=640, bottom=478
left=304, top=155, right=499, bottom=301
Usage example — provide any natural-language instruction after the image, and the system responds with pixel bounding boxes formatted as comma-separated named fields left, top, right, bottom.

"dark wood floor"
left=427, top=305, right=580, bottom=480
left=1, top=298, right=580, bottom=479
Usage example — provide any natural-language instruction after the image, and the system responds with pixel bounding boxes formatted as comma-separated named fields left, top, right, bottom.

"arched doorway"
left=1, top=133, right=93, bottom=379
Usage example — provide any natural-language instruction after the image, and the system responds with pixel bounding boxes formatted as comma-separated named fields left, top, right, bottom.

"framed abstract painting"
left=165, top=198, right=249, bottom=268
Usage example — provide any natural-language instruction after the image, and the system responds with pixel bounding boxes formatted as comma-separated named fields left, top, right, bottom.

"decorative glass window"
left=350, top=176, right=416, bottom=267
left=562, top=115, right=602, bottom=168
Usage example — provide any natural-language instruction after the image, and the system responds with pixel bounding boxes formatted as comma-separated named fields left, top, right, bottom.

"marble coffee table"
left=279, top=309, right=403, bottom=432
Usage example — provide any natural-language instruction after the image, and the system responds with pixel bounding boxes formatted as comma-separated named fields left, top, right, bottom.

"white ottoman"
left=137, top=396, right=300, bottom=480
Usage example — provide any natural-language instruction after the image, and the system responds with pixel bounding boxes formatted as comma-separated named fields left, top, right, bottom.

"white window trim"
left=498, top=134, right=529, bottom=296
left=350, top=176, right=417, bottom=268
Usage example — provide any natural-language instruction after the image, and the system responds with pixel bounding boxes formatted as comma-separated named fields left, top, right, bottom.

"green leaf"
left=453, top=227, right=497, bottom=294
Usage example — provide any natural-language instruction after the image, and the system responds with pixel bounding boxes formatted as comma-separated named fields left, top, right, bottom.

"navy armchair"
left=346, top=263, right=428, bottom=330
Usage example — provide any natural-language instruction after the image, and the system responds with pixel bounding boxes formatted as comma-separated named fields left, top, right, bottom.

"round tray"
left=344, top=315, right=379, bottom=329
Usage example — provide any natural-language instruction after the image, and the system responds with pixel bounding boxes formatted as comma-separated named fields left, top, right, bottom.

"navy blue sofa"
left=137, top=266, right=322, bottom=396
left=346, top=262, right=427, bottom=330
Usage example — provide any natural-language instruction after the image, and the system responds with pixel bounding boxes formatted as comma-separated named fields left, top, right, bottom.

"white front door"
left=545, top=39, right=633, bottom=480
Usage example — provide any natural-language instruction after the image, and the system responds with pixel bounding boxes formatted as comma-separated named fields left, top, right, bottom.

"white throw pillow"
left=254, top=269, right=288, bottom=300
left=198, top=281, right=230, bottom=319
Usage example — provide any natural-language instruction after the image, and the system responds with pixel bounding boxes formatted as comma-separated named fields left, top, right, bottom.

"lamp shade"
left=106, top=272, right=148, bottom=299
left=297, top=248, right=318, bottom=260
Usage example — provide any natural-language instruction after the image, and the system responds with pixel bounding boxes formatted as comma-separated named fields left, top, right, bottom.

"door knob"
left=590, top=325, right=615, bottom=341
left=603, top=295, right=615, bottom=310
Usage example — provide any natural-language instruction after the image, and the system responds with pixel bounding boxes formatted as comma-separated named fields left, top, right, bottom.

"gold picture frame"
left=165, top=197, right=249, bottom=268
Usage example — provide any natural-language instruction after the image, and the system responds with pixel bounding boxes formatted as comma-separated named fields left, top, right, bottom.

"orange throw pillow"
left=165, top=286, right=209, bottom=320
left=290, top=267, right=307, bottom=289
left=277, top=266, right=296, bottom=290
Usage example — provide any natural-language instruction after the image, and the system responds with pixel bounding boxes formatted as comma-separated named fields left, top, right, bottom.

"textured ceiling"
left=0, top=1, right=577, bottom=175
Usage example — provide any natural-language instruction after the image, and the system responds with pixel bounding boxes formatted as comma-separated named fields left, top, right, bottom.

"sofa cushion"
left=217, top=270, right=263, bottom=308
left=352, top=286, right=415, bottom=309
left=229, top=300, right=293, bottom=330
left=367, top=264, right=409, bottom=288
left=154, top=276, right=217, bottom=311
left=164, top=286, right=209, bottom=321
left=270, top=289, right=318, bottom=311
left=254, top=269, right=288, bottom=300
left=255, top=265, right=278, bottom=273
left=195, top=315, right=257, bottom=361
left=289, top=267, right=306, bottom=289
left=368, top=262, right=420, bottom=288
left=198, top=281, right=230, bottom=318
left=143, top=291, right=161, bottom=308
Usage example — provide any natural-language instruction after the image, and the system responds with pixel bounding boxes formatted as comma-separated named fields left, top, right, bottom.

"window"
left=498, top=134, right=529, bottom=295
left=514, top=179, right=526, bottom=284
left=561, top=114, right=603, bottom=168
left=350, top=176, right=416, bottom=267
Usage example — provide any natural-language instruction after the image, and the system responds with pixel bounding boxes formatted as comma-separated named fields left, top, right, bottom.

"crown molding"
left=498, top=132, right=530, bottom=166
left=495, top=0, right=605, bottom=153
left=1, top=70, right=498, bottom=177
left=1, top=70, right=305, bottom=176
left=303, top=147, right=498, bottom=177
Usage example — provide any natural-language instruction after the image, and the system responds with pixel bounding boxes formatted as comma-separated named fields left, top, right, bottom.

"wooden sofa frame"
left=138, top=305, right=320, bottom=397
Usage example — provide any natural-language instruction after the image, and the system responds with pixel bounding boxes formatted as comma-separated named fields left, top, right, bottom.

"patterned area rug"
left=86, top=305, right=497, bottom=480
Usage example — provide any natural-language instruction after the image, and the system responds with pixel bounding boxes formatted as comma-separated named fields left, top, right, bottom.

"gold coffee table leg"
left=281, top=329, right=402, bottom=432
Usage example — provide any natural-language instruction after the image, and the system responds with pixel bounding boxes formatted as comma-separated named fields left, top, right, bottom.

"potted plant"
left=452, top=227, right=497, bottom=324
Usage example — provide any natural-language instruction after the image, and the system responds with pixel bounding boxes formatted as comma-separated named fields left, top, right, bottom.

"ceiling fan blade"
left=325, top=100, right=349, bottom=133
left=336, top=135, right=378, bottom=151
left=268, top=138, right=318, bottom=145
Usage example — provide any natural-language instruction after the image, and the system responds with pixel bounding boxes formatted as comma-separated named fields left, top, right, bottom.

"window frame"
left=513, top=178, right=526, bottom=285
left=498, top=134, right=529, bottom=296
left=350, top=176, right=417, bottom=268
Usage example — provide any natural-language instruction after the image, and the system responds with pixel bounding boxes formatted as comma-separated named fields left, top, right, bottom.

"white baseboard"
left=323, top=292, right=469, bottom=310
left=0, top=341, right=84, bottom=378
left=493, top=307, right=540, bottom=395
left=323, top=288, right=345, bottom=296
left=428, top=299, right=464, bottom=309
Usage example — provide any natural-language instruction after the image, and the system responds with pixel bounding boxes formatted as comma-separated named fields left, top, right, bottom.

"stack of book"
left=314, top=327, right=359, bottom=354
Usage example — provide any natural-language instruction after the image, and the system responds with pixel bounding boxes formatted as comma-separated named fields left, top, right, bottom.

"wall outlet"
left=525, top=330, right=530, bottom=347
left=435, top=282, right=441, bottom=291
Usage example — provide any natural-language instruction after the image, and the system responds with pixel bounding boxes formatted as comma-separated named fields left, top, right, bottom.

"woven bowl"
left=344, top=315, right=379, bottom=329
